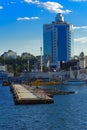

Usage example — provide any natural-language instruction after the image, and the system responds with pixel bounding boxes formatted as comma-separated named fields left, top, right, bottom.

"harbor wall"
left=21, top=69, right=87, bottom=81
left=21, top=71, right=68, bottom=81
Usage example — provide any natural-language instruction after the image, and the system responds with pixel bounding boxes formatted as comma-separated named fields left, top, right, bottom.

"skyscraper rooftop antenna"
left=55, top=13, right=64, bottom=22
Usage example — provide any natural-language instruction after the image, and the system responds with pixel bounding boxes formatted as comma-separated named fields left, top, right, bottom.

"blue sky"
left=0, top=0, right=87, bottom=56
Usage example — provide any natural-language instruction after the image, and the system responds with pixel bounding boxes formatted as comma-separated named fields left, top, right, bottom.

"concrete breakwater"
left=23, top=85, right=76, bottom=97
left=10, top=84, right=54, bottom=105
left=42, top=89, right=76, bottom=95
left=10, top=84, right=76, bottom=105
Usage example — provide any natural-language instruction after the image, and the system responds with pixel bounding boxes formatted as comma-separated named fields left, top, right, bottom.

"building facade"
left=21, top=52, right=31, bottom=59
left=79, top=52, right=86, bottom=69
left=0, top=65, right=7, bottom=71
left=43, top=13, right=73, bottom=66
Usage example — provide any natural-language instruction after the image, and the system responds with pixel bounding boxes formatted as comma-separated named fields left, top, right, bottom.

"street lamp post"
left=27, top=58, right=29, bottom=72
left=40, top=46, right=43, bottom=72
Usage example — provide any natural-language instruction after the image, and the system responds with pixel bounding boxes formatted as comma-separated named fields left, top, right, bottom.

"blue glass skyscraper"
left=43, top=13, right=73, bottom=66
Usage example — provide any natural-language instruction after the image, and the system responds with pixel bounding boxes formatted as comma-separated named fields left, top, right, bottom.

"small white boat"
left=64, top=79, right=86, bottom=85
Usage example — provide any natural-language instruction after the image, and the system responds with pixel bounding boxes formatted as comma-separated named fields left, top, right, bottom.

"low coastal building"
left=21, top=52, right=31, bottom=59
left=2, top=50, right=17, bottom=59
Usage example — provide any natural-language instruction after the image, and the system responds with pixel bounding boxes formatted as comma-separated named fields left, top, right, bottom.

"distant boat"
left=0, top=71, right=8, bottom=84
left=2, top=80, right=9, bottom=86
left=64, top=79, right=86, bottom=85
left=31, top=80, right=62, bottom=86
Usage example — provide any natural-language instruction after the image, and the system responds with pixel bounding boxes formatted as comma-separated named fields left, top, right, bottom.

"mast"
left=27, top=58, right=29, bottom=72
left=40, top=46, right=43, bottom=72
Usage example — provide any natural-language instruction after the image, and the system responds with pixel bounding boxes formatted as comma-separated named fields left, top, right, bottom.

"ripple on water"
left=0, top=84, right=87, bottom=130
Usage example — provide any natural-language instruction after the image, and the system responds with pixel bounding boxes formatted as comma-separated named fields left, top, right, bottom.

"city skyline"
left=0, top=0, right=87, bottom=56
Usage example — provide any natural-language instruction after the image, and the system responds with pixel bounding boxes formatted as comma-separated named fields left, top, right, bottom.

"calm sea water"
left=0, top=84, right=87, bottom=130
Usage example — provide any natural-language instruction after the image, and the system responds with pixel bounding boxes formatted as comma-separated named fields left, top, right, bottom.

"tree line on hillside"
left=0, top=55, right=39, bottom=76
left=0, top=54, right=80, bottom=77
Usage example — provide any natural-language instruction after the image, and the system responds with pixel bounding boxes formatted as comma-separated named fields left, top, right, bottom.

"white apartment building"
left=79, top=52, right=86, bottom=69
left=2, top=50, right=17, bottom=59
left=0, top=65, right=7, bottom=71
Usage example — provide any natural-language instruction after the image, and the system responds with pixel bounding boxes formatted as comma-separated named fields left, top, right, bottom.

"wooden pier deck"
left=10, top=84, right=54, bottom=105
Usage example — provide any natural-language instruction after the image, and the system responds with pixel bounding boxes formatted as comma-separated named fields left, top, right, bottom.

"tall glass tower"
left=43, top=13, right=73, bottom=66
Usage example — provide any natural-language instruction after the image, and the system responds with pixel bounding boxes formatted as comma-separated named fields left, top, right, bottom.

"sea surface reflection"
left=0, top=84, right=87, bottom=130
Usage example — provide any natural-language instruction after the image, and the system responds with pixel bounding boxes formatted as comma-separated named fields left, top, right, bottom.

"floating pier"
left=42, top=89, right=76, bottom=95
left=10, top=84, right=54, bottom=105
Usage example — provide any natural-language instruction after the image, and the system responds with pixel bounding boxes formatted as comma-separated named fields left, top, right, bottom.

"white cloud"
left=74, top=37, right=87, bottom=44
left=17, top=16, right=39, bottom=21
left=37, top=1, right=71, bottom=14
left=24, top=0, right=33, bottom=2
left=24, top=0, right=72, bottom=14
left=0, top=6, right=3, bottom=10
left=73, top=26, right=87, bottom=30
left=24, top=0, right=39, bottom=3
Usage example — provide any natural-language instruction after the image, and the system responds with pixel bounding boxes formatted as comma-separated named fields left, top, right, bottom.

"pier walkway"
left=10, top=84, right=54, bottom=104
left=13, top=84, right=37, bottom=99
